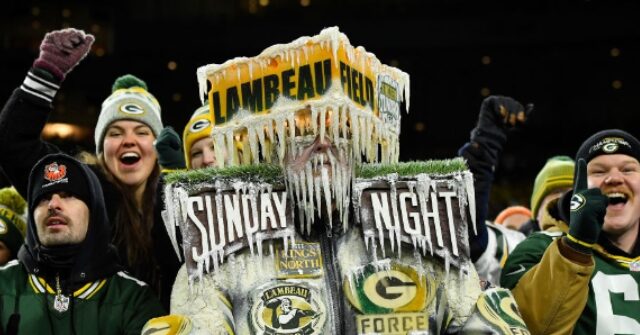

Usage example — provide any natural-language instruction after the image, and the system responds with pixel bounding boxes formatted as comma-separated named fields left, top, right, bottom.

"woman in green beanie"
left=0, top=28, right=179, bottom=310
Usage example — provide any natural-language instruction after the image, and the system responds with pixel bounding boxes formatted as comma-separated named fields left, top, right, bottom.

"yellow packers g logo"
left=119, top=103, right=145, bottom=115
left=603, top=142, right=619, bottom=153
left=570, top=194, right=586, bottom=211
left=0, top=221, right=6, bottom=234
left=476, top=288, right=529, bottom=335
left=250, top=281, right=326, bottom=334
left=344, top=262, right=435, bottom=314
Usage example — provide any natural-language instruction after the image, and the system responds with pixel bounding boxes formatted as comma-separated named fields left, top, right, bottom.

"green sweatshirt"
left=0, top=260, right=165, bottom=335
left=501, top=231, right=640, bottom=334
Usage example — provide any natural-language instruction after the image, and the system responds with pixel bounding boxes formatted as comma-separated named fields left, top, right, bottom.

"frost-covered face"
left=284, top=134, right=352, bottom=233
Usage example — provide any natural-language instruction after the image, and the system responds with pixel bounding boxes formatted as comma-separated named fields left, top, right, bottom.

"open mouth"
left=606, top=192, right=628, bottom=206
left=46, top=216, right=67, bottom=227
left=120, top=152, right=141, bottom=166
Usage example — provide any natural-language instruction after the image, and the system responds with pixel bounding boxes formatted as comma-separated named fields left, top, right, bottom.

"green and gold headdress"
left=196, top=27, right=410, bottom=168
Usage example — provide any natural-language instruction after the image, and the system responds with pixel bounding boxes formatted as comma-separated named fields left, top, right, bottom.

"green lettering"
left=296, top=65, right=315, bottom=100
left=212, top=91, right=224, bottom=124
left=241, top=78, right=264, bottom=112
left=315, top=59, right=331, bottom=95
left=365, top=77, right=374, bottom=110
left=264, top=75, right=280, bottom=109
left=225, top=87, right=240, bottom=119
left=339, top=62, right=352, bottom=99
left=282, top=69, right=296, bottom=99
left=351, top=69, right=361, bottom=105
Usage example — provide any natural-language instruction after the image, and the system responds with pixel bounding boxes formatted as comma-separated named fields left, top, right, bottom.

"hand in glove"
left=565, top=159, right=608, bottom=253
left=33, top=28, right=95, bottom=81
left=155, top=127, right=186, bottom=170
left=471, top=95, right=534, bottom=148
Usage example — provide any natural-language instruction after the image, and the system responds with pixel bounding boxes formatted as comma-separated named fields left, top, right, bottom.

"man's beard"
left=285, top=136, right=353, bottom=235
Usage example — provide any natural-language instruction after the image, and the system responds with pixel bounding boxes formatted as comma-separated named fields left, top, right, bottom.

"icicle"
left=311, top=108, right=318, bottom=135
left=319, top=109, right=326, bottom=143
left=417, top=174, right=434, bottom=256
left=275, top=119, right=286, bottom=164
left=340, top=107, right=348, bottom=139
left=257, top=123, right=267, bottom=161
left=247, top=126, right=259, bottom=165
left=288, top=113, right=296, bottom=155
left=257, top=234, right=263, bottom=258
left=314, top=175, right=322, bottom=218
left=404, top=73, right=411, bottom=113
left=444, top=251, right=450, bottom=277
left=197, top=67, right=208, bottom=105
left=321, top=167, right=332, bottom=228
left=299, top=170, right=311, bottom=235
left=359, top=114, right=367, bottom=158
left=214, top=133, right=226, bottom=168
left=351, top=112, right=360, bottom=162
left=328, top=151, right=341, bottom=224
left=292, top=173, right=305, bottom=234
left=225, top=131, right=237, bottom=166
left=250, top=187, right=260, bottom=256
left=331, top=107, right=340, bottom=145
left=463, top=171, right=477, bottom=235
left=305, top=163, right=315, bottom=225
left=249, top=62, right=254, bottom=82
left=330, top=29, right=340, bottom=69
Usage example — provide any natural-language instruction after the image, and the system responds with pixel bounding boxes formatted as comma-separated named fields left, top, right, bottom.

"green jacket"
left=0, top=260, right=165, bottom=335
left=501, top=231, right=640, bottom=334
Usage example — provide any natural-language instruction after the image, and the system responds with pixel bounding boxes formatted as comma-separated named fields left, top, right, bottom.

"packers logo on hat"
left=119, top=103, right=145, bottom=115
left=44, top=162, right=67, bottom=183
left=603, top=143, right=618, bottom=153
left=0, top=221, right=6, bottom=234
left=189, top=119, right=210, bottom=133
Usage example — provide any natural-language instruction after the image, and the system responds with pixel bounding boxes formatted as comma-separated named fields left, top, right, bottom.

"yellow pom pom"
left=0, top=187, right=26, bottom=216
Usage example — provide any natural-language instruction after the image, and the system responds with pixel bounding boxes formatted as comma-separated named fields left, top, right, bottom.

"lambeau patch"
left=250, top=281, right=326, bottom=334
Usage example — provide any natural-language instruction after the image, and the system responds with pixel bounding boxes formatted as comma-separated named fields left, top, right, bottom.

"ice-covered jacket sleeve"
left=0, top=69, right=61, bottom=197
left=171, top=265, right=236, bottom=335
left=500, top=234, right=593, bottom=335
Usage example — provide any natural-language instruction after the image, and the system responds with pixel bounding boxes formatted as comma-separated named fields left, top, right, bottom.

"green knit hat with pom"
left=530, top=155, right=575, bottom=219
left=95, top=74, right=163, bottom=154
left=0, top=187, right=27, bottom=258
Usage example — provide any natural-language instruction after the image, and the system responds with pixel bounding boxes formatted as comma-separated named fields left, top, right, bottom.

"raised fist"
left=33, top=28, right=95, bottom=81
left=471, top=95, right=534, bottom=145
left=566, top=159, right=608, bottom=253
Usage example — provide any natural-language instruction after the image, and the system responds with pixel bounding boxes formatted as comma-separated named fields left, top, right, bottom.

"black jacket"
left=0, top=69, right=180, bottom=309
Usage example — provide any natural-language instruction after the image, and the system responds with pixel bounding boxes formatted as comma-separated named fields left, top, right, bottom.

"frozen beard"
left=285, top=134, right=352, bottom=235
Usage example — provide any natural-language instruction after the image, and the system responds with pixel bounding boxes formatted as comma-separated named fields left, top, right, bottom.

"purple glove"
left=33, top=28, right=95, bottom=81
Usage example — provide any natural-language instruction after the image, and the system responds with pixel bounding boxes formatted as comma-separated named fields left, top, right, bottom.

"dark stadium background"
left=2, top=0, right=639, bottom=219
